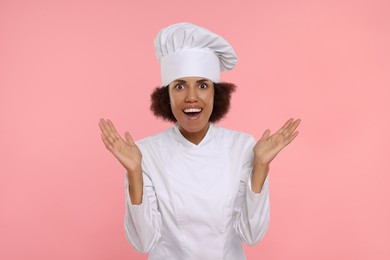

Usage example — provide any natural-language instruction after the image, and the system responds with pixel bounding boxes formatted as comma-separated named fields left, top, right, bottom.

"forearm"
left=124, top=170, right=162, bottom=252
left=251, top=162, right=269, bottom=193
left=127, top=170, right=143, bottom=205
left=235, top=163, right=270, bottom=245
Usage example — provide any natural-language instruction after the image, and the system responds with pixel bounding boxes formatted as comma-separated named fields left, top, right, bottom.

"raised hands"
left=250, top=118, right=301, bottom=193
left=98, top=119, right=142, bottom=175
left=99, top=118, right=143, bottom=204
left=253, top=118, right=301, bottom=166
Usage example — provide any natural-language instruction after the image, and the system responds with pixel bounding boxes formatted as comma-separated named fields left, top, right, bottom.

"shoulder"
left=135, top=127, right=171, bottom=151
left=213, top=125, right=256, bottom=163
left=213, top=124, right=256, bottom=148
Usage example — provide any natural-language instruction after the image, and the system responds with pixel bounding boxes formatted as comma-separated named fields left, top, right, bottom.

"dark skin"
left=167, top=77, right=215, bottom=145
left=99, top=77, right=301, bottom=203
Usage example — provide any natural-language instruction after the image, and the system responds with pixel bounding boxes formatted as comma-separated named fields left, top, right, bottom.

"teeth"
left=184, top=108, right=202, bottom=113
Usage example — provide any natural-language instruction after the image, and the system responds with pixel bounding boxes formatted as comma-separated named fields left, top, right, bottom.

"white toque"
left=154, top=22, right=238, bottom=86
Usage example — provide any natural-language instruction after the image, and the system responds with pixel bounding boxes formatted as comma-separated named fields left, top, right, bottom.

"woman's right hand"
left=99, top=118, right=142, bottom=176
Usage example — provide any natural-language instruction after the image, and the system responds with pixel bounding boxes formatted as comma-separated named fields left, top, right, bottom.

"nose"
left=185, top=86, right=198, bottom=102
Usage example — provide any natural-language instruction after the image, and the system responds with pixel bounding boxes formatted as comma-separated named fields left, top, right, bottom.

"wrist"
left=252, top=161, right=269, bottom=179
left=127, top=168, right=143, bottom=185
left=127, top=170, right=143, bottom=205
left=253, top=158, right=270, bottom=170
left=251, top=163, right=269, bottom=193
left=126, top=165, right=142, bottom=176
left=127, top=170, right=142, bottom=180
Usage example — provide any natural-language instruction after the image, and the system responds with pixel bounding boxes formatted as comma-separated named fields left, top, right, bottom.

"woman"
left=99, top=23, right=300, bottom=260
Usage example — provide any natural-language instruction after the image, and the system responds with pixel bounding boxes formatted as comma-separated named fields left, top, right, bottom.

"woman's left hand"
left=253, top=118, right=301, bottom=166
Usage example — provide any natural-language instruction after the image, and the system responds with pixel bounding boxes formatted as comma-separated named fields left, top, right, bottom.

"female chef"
left=99, top=22, right=300, bottom=259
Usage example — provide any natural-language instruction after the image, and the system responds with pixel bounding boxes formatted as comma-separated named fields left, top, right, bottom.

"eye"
left=199, top=83, right=208, bottom=89
left=175, top=84, right=185, bottom=90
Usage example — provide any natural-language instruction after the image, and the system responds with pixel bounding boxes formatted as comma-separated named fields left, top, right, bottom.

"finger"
left=99, top=118, right=112, bottom=136
left=281, top=118, right=295, bottom=135
left=101, top=132, right=114, bottom=151
left=277, top=131, right=299, bottom=151
left=260, top=129, right=271, bottom=141
left=277, top=118, right=294, bottom=135
left=285, top=131, right=299, bottom=145
left=99, top=120, right=111, bottom=139
left=106, top=119, right=123, bottom=141
left=99, top=120, right=117, bottom=144
left=107, top=119, right=125, bottom=142
left=284, top=119, right=301, bottom=138
left=101, top=119, right=121, bottom=143
left=125, top=132, right=136, bottom=146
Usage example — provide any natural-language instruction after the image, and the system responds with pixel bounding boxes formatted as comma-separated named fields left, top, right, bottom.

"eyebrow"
left=172, top=79, right=211, bottom=84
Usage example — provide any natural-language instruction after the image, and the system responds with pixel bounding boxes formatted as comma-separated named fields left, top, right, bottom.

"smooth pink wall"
left=1, top=0, right=389, bottom=259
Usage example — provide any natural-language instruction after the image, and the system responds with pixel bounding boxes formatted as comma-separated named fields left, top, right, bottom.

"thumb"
left=260, top=129, right=271, bottom=141
left=125, top=132, right=135, bottom=145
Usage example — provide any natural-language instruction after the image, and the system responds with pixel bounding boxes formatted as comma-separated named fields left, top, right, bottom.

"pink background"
left=1, top=0, right=389, bottom=259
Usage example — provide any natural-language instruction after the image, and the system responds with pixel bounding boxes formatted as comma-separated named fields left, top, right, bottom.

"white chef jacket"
left=124, top=123, right=270, bottom=260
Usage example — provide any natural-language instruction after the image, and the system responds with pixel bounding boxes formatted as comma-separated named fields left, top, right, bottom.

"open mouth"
left=183, top=108, right=203, bottom=117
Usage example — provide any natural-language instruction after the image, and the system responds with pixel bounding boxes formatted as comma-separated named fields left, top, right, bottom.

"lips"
left=182, top=107, right=203, bottom=120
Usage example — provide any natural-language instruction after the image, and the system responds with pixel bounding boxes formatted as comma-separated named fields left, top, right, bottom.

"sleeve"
left=124, top=169, right=162, bottom=253
left=233, top=138, right=270, bottom=246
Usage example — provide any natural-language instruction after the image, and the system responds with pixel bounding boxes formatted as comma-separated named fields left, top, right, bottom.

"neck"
left=179, top=123, right=210, bottom=145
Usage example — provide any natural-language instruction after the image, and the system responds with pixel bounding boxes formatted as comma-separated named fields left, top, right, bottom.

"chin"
left=179, top=121, right=210, bottom=133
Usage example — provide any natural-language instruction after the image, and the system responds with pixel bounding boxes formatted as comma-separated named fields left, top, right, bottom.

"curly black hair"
left=150, top=82, right=237, bottom=123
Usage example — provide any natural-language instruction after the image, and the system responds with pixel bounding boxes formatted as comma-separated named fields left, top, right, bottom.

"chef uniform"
left=124, top=23, right=270, bottom=260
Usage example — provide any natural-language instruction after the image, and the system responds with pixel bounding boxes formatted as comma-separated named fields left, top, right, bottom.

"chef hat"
left=154, top=22, right=238, bottom=86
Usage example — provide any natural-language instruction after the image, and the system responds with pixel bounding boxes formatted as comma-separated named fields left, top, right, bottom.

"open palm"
left=254, top=118, right=301, bottom=166
left=99, top=119, right=142, bottom=174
